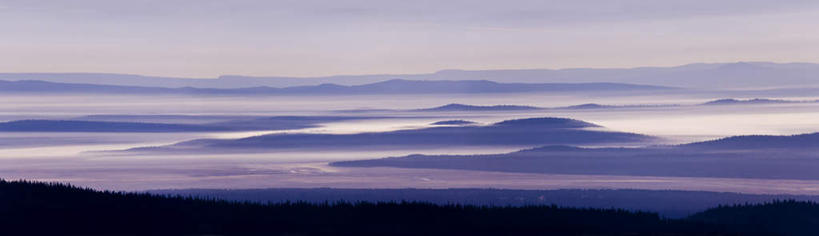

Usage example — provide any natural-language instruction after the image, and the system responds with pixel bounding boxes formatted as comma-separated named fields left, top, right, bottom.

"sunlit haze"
left=3, top=0, right=819, bottom=77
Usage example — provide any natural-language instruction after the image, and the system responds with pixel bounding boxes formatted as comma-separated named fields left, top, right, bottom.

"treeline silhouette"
left=0, top=179, right=808, bottom=235
left=689, top=200, right=819, bottom=236
left=151, top=188, right=819, bottom=218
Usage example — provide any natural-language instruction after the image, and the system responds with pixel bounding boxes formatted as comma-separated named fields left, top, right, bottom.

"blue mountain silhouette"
left=332, top=132, right=819, bottom=179
left=0, top=79, right=673, bottom=95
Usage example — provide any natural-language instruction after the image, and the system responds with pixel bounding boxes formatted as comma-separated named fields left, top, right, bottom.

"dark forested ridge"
left=689, top=200, right=819, bottom=236
left=151, top=188, right=819, bottom=218
left=2, top=179, right=805, bottom=236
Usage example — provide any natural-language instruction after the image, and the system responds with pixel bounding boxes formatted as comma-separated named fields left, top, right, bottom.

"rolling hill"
left=333, top=133, right=819, bottom=179
left=128, top=117, right=655, bottom=152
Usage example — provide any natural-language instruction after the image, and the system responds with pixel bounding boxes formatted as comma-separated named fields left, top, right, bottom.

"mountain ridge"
left=0, top=79, right=672, bottom=95
left=416, top=103, right=543, bottom=111
left=3, top=62, right=818, bottom=89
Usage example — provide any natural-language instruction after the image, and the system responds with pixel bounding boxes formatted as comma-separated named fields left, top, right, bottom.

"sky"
left=2, top=0, right=819, bottom=77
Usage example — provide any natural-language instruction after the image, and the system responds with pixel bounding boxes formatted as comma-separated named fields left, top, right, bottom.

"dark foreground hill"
left=690, top=200, right=819, bottom=236
left=5, top=179, right=819, bottom=235
left=151, top=188, right=819, bottom=218
left=0, top=179, right=795, bottom=236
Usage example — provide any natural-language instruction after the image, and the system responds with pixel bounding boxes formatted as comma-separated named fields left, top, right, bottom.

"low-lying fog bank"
left=1, top=93, right=817, bottom=195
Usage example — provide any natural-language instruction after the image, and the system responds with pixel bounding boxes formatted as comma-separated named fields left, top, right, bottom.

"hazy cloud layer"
left=3, top=0, right=819, bottom=76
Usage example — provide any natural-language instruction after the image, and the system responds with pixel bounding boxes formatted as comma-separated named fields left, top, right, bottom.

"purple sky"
left=2, top=0, right=819, bottom=77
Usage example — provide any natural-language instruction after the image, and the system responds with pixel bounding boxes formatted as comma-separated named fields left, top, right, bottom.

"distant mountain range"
left=701, top=98, right=818, bottom=105
left=3, top=62, right=818, bottom=89
left=333, top=133, right=819, bottom=180
left=343, top=98, right=817, bottom=114
left=0, top=120, right=230, bottom=132
left=338, top=103, right=545, bottom=113
left=415, top=104, right=542, bottom=112
left=341, top=103, right=668, bottom=113
left=554, top=103, right=679, bottom=110
left=0, top=116, right=370, bottom=133
left=0, top=79, right=673, bottom=95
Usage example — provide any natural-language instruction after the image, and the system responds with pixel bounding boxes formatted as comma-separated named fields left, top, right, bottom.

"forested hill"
left=1, top=179, right=816, bottom=235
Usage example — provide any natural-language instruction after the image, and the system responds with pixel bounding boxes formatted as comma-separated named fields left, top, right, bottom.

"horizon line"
left=1, top=60, right=813, bottom=80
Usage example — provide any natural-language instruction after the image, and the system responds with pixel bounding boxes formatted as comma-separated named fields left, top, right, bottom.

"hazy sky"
left=3, top=0, right=819, bottom=77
